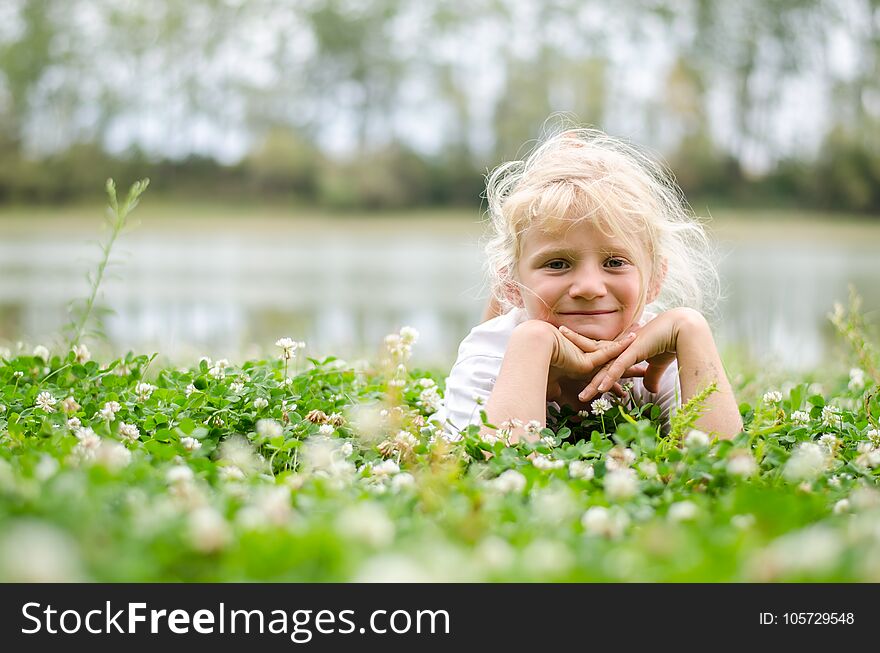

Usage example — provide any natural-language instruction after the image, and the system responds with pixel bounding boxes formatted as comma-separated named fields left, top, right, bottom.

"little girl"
left=436, top=127, right=742, bottom=443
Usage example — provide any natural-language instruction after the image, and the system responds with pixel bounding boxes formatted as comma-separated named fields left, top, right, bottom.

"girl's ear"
left=502, top=278, right=524, bottom=307
left=646, top=258, right=668, bottom=304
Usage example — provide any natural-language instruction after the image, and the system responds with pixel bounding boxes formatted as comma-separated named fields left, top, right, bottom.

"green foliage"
left=1, top=335, right=878, bottom=581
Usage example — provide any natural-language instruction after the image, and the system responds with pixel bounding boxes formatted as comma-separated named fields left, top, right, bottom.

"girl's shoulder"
left=455, top=307, right=529, bottom=362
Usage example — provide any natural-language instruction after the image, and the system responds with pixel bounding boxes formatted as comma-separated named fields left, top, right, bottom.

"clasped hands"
left=546, top=310, right=686, bottom=407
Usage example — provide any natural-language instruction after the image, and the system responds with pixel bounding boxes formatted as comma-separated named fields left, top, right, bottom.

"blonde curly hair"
left=483, top=125, right=719, bottom=322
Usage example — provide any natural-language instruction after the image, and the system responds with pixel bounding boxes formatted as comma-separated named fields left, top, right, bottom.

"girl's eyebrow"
left=528, top=243, right=632, bottom=260
left=527, top=245, right=578, bottom=260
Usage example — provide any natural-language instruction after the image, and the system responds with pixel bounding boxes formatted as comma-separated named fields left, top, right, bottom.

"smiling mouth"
left=558, top=310, right=617, bottom=316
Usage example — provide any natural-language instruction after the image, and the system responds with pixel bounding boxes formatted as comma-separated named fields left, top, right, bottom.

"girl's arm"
left=573, top=308, right=743, bottom=439
left=485, top=320, right=635, bottom=443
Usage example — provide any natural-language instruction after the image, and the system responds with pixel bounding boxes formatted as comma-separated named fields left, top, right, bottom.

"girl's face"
left=515, top=219, right=647, bottom=341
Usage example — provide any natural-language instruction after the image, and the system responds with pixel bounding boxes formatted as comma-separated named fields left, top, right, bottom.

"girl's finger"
left=578, top=361, right=613, bottom=401
left=620, top=364, right=647, bottom=378
left=586, top=332, right=635, bottom=368
left=583, top=348, right=641, bottom=399
left=558, top=325, right=598, bottom=352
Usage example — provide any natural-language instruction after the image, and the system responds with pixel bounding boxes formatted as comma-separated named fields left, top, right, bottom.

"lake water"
left=1, top=211, right=878, bottom=370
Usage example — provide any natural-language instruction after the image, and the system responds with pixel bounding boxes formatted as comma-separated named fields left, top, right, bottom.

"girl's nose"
left=568, top=266, right=606, bottom=299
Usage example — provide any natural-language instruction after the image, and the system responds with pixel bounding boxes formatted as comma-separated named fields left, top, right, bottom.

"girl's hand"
left=573, top=309, right=701, bottom=402
left=545, top=325, right=636, bottom=402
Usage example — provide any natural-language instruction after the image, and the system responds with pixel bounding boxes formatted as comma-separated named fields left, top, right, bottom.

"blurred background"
left=0, top=0, right=878, bottom=370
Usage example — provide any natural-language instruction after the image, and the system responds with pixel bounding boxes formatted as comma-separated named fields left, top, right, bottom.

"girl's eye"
left=545, top=259, right=569, bottom=270
left=605, top=257, right=628, bottom=269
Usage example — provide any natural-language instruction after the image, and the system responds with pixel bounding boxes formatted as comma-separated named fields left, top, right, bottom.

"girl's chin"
left=558, top=322, right=620, bottom=341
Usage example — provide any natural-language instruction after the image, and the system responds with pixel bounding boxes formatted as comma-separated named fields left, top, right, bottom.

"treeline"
left=2, top=0, right=879, bottom=211
left=2, top=126, right=878, bottom=212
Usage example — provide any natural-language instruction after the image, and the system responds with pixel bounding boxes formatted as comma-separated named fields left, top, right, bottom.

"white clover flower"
left=756, top=525, right=843, bottom=579
left=490, top=469, right=526, bottom=493
left=684, top=429, right=709, bottom=449
left=35, top=391, right=57, bottom=413
left=605, top=446, right=636, bottom=471
left=166, top=465, right=195, bottom=485
left=604, top=468, right=639, bottom=501
left=0, top=521, right=86, bottom=582
left=848, top=368, right=865, bottom=391
left=335, top=502, right=395, bottom=547
left=591, top=397, right=612, bottom=416
left=854, top=442, right=880, bottom=469
left=71, top=428, right=101, bottom=462
left=188, top=507, right=231, bottom=553
left=522, top=539, right=574, bottom=577
left=762, top=390, right=782, bottom=404
left=180, top=436, right=202, bottom=452
left=317, top=423, right=335, bottom=436
left=524, top=420, right=543, bottom=439
left=475, top=537, right=516, bottom=572
left=275, top=337, right=299, bottom=360
left=783, top=442, right=829, bottom=482
left=99, top=401, right=121, bottom=420
left=340, top=442, right=353, bottom=457
left=256, top=419, right=282, bottom=440
left=392, top=430, right=419, bottom=452
left=731, top=514, right=755, bottom=530
left=638, top=460, right=659, bottom=478
left=71, top=344, right=90, bottom=363
left=668, top=501, right=699, bottom=522
left=390, top=472, right=415, bottom=492
left=818, top=433, right=839, bottom=454
left=480, top=430, right=502, bottom=445
left=833, top=499, right=850, bottom=514
left=371, top=459, right=400, bottom=476
left=418, top=378, right=436, bottom=388
left=726, top=450, right=757, bottom=477
left=34, top=455, right=59, bottom=482
left=821, top=405, right=842, bottom=428
left=218, top=465, right=246, bottom=481
left=569, top=460, right=595, bottom=480
left=790, top=410, right=811, bottom=425
left=94, top=439, right=131, bottom=471
left=418, top=386, right=442, bottom=414
left=67, top=416, right=81, bottom=430
left=33, top=345, right=49, bottom=361
left=581, top=506, right=629, bottom=539
left=531, top=454, right=564, bottom=471
left=254, top=397, right=269, bottom=410
left=301, top=436, right=355, bottom=483
left=398, top=326, right=419, bottom=345
left=229, top=382, right=244, bottom=394
left=867, top=429, right=880, bottom=446
left=135, top=382, right=156, bottom=401
left=185, top=383, right=197, bottom=397
left=208, top=365, right=226, bottom=380
left=117, top=422, right=140, bottom=442
left=60, top=396, right=80, bottom=414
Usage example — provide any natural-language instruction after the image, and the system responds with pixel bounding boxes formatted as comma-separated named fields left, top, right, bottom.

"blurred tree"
left=304, top=0, right=406, bottom=153
left=0, top=0, right=56, bottom=151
